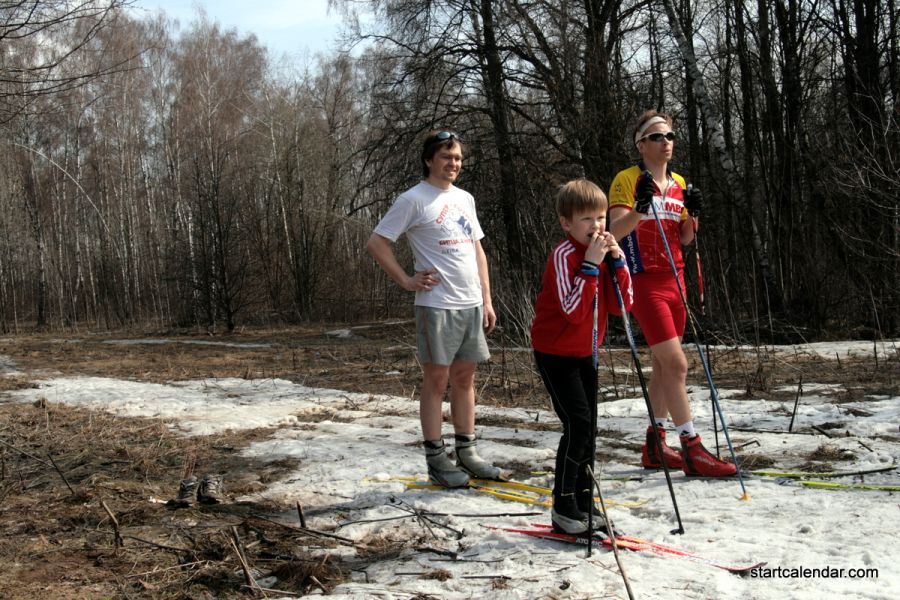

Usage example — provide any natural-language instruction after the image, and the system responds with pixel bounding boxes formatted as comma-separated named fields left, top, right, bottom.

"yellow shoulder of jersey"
left=609, top=165, right=641, bottom=208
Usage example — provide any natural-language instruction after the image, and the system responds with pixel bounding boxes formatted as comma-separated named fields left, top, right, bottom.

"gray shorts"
left=415, top=305, right=490, bottom=366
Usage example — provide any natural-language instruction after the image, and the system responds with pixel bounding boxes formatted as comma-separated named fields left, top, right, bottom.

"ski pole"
left=605, top=252, right=685, bottom=534
left=692, top=193, right=705, bottom=316
left=689, top=192, right=720, bottom=457
left=587, top=268, right=599, bottom=555
left=644, top=172, right=749, bottom=500
left=688, top=209, right=721, bottom=458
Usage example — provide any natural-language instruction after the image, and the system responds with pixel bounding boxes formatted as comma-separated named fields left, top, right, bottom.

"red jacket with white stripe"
left=531, top=235, right=633, bottom=357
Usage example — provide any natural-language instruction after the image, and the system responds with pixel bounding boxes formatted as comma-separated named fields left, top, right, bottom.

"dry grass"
left=0, top=324, right=897, bottom=597
left=0, top=396, right=354, bottom=599
left=2, top=323, right=894, bottom=405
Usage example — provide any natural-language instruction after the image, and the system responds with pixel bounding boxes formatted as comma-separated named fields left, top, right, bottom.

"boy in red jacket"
left=531, top=179, right=633, bottom=534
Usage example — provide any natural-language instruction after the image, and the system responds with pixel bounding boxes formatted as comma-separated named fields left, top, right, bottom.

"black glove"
left=684, top=185, right=702, bottom=217
left=634, top=170, right=654, bottom=214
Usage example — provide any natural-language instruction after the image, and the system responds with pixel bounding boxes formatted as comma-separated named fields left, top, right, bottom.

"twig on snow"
left=388, top=495, right=464, bottom=539
left=588, top=467, right=634, bottom=600
left=296, top=501, right=307, bottom=528
left=248, top=514, right=357, bottom=546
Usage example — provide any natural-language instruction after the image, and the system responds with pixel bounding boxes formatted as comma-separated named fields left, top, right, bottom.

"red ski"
left=484, top=524, right=765, bottom=574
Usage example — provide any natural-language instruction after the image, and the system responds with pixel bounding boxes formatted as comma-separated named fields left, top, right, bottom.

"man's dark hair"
left=421, top=130, right=465, bottom=178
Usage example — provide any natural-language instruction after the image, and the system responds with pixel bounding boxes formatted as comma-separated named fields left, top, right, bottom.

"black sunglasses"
left=640, top=131, right=676, bottom=143
left=426, top=130, right=459, bottom=145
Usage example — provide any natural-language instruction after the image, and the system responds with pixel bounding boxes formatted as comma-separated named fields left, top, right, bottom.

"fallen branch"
left=230, top=526, right=265, bottom=596
left=100, top=499, right=124, bottom=549
left=734, top=439, right=761, bottom=450
left=730, top=426, right=816, bottom=435
left=125, top=560, right=210, bottom=578
left=588, top=467, right=634, bottom=600
left=335, top=509, right=542, bottom=530
left=429, top=557, right=507, bottom=564
left=788, top=377, right=803, bottom=432
left=811, top=425, right=836, bottom=439
left=389, top=496, right=464, bottom=539
left=421, top=510, right=542, bottom=518
left=416, top=546, right=457, bottom=559
left=123, top=535, right=192, bottom=554
left=47, top=453, right=76, bottom=496
left=309, top=575, right=328, bottom=594
left=242, top=585, right=299, bottom=597
left=0, top=438, right=53, bottom=467
left=248, top=514, right=357, bottom=546
left=296, top=501, right=307, bottom=528
left=334, top=513, right=412, bottom=529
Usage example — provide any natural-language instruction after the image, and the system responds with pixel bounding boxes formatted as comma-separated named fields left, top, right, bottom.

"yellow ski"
left=749, top=463, right=897, bottom=479
left=368, top=476, right=646, bottom=508
left=796, top=480, right=900, bottom=492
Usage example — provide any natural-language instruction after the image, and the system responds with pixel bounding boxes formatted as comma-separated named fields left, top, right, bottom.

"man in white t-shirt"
left=366, top=130, right=501, bottom=487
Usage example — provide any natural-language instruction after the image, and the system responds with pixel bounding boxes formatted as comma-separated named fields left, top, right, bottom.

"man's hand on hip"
left=405, top=269, right=440, bottom=292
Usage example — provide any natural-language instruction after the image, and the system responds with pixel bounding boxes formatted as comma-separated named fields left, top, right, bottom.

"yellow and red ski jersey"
left=609, top=164, right=689, bottom=274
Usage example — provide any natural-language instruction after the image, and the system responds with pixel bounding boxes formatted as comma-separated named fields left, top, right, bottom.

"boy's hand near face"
left=584, top=232, right=605, bottom=265
left=585, top=231, right=619, bottom=265
left=602, top=232, right=621, bottom=261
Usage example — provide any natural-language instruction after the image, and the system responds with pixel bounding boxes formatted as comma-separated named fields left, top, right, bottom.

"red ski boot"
left=640, top=426, right=685, bottom=469
left=680, top=434, right=738, bottom=477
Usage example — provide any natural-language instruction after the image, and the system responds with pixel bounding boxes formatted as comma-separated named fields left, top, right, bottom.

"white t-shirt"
left=374, top=181, right=485, bottom=309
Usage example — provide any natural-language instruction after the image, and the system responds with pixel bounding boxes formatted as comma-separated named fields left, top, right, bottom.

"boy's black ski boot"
left=551, top=493, right=589, bottom=534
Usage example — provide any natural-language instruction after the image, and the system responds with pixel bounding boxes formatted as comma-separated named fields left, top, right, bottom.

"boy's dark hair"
left=421, top=130, right=465, bottom=178
left=556, top=179, right=608, bottom=220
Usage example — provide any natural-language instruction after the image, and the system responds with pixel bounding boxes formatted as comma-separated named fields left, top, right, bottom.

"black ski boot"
left=551, top=493, right=589, bottom=534
left=577, top=487, right=622, bottom=539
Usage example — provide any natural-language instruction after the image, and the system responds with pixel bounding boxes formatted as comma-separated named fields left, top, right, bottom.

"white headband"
left=634, top=116, right=668, bottom=145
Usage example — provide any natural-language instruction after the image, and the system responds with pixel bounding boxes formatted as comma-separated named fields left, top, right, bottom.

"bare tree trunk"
left=890, top=0, right=899, bottom=114
left=661, top=0, right=784, bottom=317
left=19, top=152, right=48, bottom=328
left=474, top=0, right=523, bottom=272
left=582, top=0, right=622, bottom=182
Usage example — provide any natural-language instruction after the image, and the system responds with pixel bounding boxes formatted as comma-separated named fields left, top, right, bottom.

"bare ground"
left=0, top=323, right=896, bottom=598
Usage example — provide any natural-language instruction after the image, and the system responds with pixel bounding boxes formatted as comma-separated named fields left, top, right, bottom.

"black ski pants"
left=534, top=350, right=597, bottom=499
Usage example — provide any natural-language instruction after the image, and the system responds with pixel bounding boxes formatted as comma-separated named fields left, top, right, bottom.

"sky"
left=130, top=0, right=352, bottom=59
left=2, top=336, right=898, bottom=598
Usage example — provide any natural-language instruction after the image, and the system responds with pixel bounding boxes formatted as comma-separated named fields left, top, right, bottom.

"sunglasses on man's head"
left=427, top=130, right=459, bottom=145
left=640, top=131, right=676, bottom=143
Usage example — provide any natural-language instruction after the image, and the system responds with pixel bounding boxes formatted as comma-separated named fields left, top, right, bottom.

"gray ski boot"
left=425, top=440, right=470, bottom=488
left=455, top=433, right=502, bottom=480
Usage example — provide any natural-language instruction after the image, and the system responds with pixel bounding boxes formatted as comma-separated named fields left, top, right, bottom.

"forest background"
left=0, top=0, right=897, bottom=344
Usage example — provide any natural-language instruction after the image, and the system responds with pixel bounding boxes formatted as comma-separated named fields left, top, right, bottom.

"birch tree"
left=660, top=0, right=783, bottom=322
